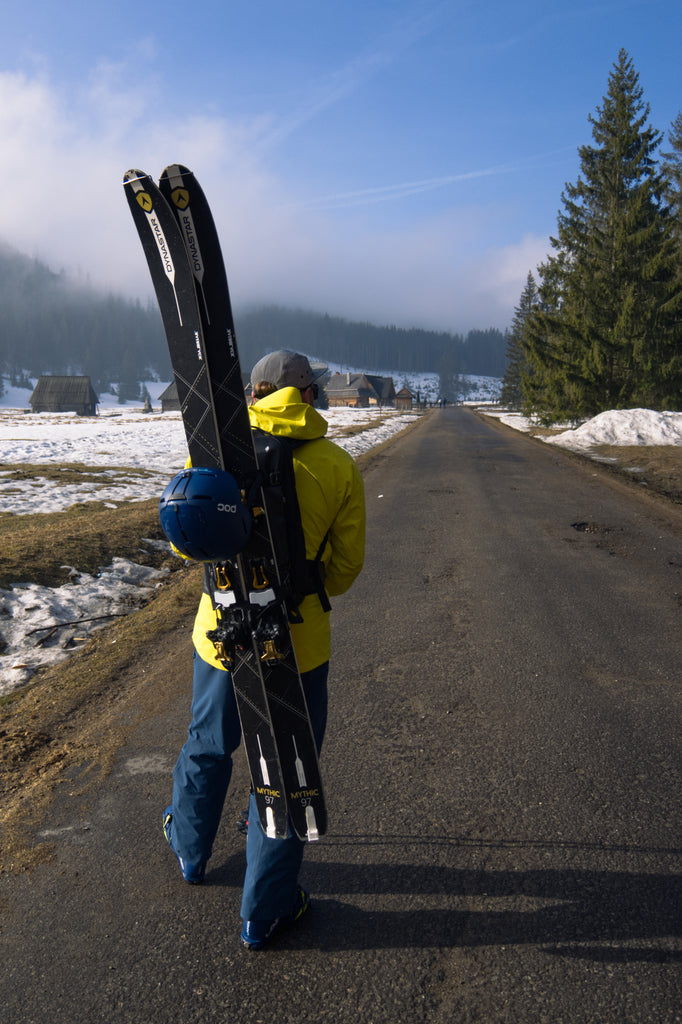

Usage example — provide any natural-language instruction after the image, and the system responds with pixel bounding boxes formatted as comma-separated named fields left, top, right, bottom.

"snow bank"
left=544, top=409, right=682, bottom=450
left=482, top=407, right=682, bottom=450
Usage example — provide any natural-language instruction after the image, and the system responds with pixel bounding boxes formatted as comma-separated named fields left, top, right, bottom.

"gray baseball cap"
left=250, top=350, right=319, bottom=390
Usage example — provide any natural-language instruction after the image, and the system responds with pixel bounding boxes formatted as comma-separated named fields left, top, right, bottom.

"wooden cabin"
left=325, top=372, right=395, bottom=408
left=158, top=382, right=181, bottom=412
left=365, top=374, right=396, bottom=407
left=395, top=387, right=415, bottom=411
left=29, top=375, right=99, bottom=416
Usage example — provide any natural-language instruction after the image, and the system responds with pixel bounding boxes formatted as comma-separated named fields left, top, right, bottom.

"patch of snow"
left=543, top=409, right=682, bottom=450
left=481, top=407, right=682, bottom=449
left=1, top=557, right=170, bottom=692
left=0, top=405, right=420, bottom=513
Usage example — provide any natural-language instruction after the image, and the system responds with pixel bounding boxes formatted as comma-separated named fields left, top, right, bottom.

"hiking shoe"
left=240, top=886, right=310, bottom=950
left=162, top=806, right=205, bottom=885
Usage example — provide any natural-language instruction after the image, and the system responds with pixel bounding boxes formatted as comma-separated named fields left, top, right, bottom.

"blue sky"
left=1, top=0, right=680, bottom=332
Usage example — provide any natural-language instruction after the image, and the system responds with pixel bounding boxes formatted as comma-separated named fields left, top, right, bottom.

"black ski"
left=123, top=167, right=326, bottom=841
left=123, top=169, right=288, bottom=840
left=158, top=164, right=326, bottom=843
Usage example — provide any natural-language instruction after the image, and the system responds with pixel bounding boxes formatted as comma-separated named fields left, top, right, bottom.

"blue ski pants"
left=170, top=650, right=328, bottom=920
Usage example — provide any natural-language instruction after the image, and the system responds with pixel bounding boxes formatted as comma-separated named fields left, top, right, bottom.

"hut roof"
left=365, top=375, right=396, bottom=401
left=29, top=375, right=99, bottom=410
left=326, top=372, right=379, bottom=399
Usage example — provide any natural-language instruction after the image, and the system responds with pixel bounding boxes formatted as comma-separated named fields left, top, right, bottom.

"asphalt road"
left=1, top=406, right=681, bottom=1023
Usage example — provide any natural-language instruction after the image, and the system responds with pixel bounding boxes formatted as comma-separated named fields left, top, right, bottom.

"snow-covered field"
left=2, top=376, right=680, bottom=696
left=1, top=383, right=428, bottom=694
left=0, top=370, right=502, bottom=514
left=0, top=405, right=417, bottom=513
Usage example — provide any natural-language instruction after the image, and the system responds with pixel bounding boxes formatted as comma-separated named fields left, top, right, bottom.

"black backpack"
left=204, top=429, right=330, bottom=624
left=249, top=428, right=330, bottom=622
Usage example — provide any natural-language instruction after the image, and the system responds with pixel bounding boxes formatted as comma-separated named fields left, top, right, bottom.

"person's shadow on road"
left=211, top=836, right=682, bottom=961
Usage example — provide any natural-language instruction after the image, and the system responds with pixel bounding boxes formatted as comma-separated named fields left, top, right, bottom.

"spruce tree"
left=501, top=271, right=538, bottom=408
left=525, top=50, right=682, bottom=419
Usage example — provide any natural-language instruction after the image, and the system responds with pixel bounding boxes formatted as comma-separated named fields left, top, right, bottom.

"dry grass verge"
left=588, top=445, right=682, bottom=505
left=0, top=496, right=174, bottom=590
left=0, top=460, right=157, bottom=487
left=0, top=489, right=195, bottom=869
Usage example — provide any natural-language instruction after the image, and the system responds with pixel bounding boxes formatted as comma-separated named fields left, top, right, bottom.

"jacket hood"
left=248, top=386, right=329, bottom=441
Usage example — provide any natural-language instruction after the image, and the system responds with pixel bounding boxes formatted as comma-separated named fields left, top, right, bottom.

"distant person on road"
left=161, top=350, right=366, bottom=950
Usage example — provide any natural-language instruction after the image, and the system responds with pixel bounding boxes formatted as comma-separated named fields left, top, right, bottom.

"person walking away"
left=162, top=350, right=366, bottom=949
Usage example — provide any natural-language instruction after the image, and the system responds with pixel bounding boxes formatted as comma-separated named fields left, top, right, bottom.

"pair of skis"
left=123, top=165, right=325, bottom=842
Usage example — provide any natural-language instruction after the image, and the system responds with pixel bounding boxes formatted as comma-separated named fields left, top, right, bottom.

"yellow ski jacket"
left=192, top=387, right=366, bottom=673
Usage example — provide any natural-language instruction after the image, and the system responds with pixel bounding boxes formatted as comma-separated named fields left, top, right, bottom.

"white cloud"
left=0, top=62, right=538, bottom=331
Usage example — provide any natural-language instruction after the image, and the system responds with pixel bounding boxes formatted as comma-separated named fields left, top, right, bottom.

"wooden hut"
left=29, top=375, right=99, bottom=415
left=158, top=382, right=181, bottom=412
left=395, top=387, right=414, bottom=411
left=325, top=372, right=380, bottom=408
left=365, top=375, right=396, bottom=407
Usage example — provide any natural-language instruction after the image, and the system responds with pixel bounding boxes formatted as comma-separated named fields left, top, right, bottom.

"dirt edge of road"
left=477, top=409, right=682, bottom=508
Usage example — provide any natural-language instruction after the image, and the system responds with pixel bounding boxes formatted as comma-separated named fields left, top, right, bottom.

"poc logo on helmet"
left=217, top=502, right=237, bottom=513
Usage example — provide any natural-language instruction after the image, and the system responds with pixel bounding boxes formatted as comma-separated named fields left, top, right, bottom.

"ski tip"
left=160, top=164, right=193, bottom=186
left=123, top=168, right=148, bottom=184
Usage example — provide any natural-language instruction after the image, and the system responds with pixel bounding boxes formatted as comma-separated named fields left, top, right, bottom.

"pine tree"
left=525, top=50, right=682, bottom=420
left=500, top=271, right=538, bottom=408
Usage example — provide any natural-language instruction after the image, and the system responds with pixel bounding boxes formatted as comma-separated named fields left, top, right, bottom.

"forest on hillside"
left=237, top=307, right=506, bottom=378
left=0, top=245, right=167, bottom=393
left=0, top=244, right=507, bottom=396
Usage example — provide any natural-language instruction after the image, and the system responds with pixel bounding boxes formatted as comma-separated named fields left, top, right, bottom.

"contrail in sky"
left=300, top=167, right=514, bottom=209
left=299, top=148, right=574, bottom=209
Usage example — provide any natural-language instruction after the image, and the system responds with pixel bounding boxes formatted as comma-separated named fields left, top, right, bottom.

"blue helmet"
left=159, top=467, right=251, bottom=561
